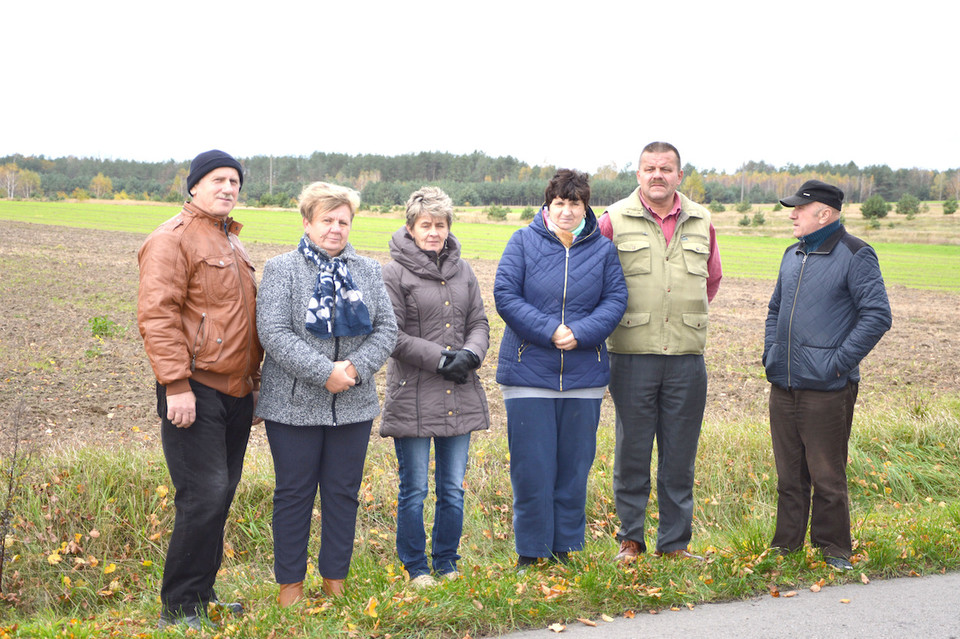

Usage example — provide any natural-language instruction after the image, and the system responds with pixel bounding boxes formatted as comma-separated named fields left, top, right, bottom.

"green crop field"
left=1, top=200, right=959, bottom=291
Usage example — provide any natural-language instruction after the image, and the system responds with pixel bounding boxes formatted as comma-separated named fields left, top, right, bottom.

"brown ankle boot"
left=322, top=578, right=345, bottom=598
left=278, top=582, right=304, bottom=607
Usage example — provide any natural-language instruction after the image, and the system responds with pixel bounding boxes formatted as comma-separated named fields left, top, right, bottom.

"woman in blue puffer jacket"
left=494, top=169, right=627, bottom=570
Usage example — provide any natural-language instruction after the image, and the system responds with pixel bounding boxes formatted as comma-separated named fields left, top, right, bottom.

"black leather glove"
left=437, top=349, right=481, bottom=384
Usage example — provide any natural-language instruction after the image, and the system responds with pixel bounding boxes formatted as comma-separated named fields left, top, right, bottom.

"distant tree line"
left=2, top=152, right=959, bottom=209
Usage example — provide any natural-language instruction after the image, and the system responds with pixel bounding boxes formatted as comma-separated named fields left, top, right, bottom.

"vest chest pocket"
left=617, top=240, right=651, bottom=276
left=680, top=240, right=709, bottom=278
left=201, top=254, right=241, bottom=302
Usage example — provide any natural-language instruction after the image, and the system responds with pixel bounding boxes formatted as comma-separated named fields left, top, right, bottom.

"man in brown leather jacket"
left=137, top=149, right=263, bottom=629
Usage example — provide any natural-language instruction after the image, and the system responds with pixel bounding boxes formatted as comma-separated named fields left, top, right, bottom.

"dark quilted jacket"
left=494, top=208, right=627, bottom=391
left=380, top=229, right=491, bottom=438
left=763, top=225, right=892, bottom=391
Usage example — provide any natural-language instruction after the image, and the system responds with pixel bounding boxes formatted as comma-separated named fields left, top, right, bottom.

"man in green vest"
left=597, top=141, right=722, bottom=562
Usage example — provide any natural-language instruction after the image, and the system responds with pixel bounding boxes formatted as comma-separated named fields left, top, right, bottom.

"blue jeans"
left=505, top=397, right=601, bottom=558
left=394, top=434, right=471, bottom=578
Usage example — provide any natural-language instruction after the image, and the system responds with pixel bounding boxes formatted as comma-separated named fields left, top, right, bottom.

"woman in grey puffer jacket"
left=257, top=182, right=397, bottom=605
left=380, top=187, right=490, bottom=588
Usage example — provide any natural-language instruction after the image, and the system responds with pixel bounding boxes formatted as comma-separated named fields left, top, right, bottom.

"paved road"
left=499, top=571, right=960, bottom=639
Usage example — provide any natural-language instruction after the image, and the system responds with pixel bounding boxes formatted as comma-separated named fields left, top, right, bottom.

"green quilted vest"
left=606, top=190, right=712, bottom=355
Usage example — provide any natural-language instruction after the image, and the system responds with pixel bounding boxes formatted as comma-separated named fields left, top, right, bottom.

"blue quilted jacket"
left=763, top=225, right=891, bottom=391
left=494, top=208, right=627, bottom=391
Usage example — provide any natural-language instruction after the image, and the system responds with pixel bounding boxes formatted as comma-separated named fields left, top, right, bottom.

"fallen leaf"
left=624, top=610, right=636, bottom=619
left=155, top=485, right=169, bottom=498
left=364, top=596, right=378, bottom=618
left=840, top=599, right=851, bottom=604
left=103, top=563, right=116, bottom=575
left=548, top=623, right=565, bottom=633
left=783, top=591, right=797, bottom=598
left=89, top=529, right=100, bottom=539
left=810, top=583, right=821, bottom=593
left=47, top=552, right=63, bottom=565
left=577, top=618, right=597, bottom=627
left=601, top=614, right=614, bottom=623
left=472, top=599, right=483, bottom=610
left=860, top=573, right=870, bottom=585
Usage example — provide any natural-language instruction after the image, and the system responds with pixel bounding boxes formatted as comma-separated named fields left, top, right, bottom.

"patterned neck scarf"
left=298, top=236, right=372, bottom=339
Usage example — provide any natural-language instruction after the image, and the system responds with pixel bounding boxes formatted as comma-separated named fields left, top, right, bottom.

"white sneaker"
left=440, top=571, right=459, bottom=581
left=410, top=574, right=438, bottom=589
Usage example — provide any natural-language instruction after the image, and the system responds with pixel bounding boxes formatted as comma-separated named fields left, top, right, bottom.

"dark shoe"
left=157, top=614, right=206, bottom=630
left=550, top=551, right=570, bottom=565
left=516, top=555, right=538, bottom=575
left=653, top=547, right=704, bottom=561
left=615, top=539, right=642, bottom=563
left=210, top=598, right=244, bottom=615
left=825, top=556, right=853, bottom=571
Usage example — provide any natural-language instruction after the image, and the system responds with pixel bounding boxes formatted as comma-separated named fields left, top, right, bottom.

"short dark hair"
left=640, top=141, right=681, bottom=169
left=544, top=169, right=590, bottom=208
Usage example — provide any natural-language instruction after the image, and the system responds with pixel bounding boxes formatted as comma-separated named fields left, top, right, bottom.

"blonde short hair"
left=405, top=186, right=453, bottom=228
left=298, top=182, right=361, bottom=222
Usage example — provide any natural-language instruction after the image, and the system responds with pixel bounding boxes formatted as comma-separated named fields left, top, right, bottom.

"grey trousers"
left=609, top=353, right=707, bottom=554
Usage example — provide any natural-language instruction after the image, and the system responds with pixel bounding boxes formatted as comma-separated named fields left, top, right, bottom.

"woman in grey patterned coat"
left=256, top=182, right=397, bottom=605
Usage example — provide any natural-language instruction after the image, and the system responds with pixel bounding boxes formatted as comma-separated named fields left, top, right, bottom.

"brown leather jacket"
left=137, top=202, right=263, bottom=397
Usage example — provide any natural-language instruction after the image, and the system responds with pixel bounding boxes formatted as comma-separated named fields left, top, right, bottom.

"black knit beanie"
left=187, top=150, right=244, bottom=194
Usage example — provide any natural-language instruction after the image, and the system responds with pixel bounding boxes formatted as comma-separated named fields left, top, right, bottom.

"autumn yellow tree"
left=682, top=169, right=706, bottom=203
left=89, top=173, right=113, bottom=199
left=593, top=163, right=618, bottom=182
left=17, top=170, right=41, bottom=198
left=0, top=163, right=18, bottom=198
left=169, top=168, right=188, bottom=200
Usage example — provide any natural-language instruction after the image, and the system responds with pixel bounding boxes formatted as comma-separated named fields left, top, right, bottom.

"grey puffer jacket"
left=256, top=237, right=397, bottom=426
left=380, top=228, right=490, bottom=438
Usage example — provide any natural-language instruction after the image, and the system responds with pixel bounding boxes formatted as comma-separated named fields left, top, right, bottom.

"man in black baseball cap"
left=763, top=177, right=891, bottom=572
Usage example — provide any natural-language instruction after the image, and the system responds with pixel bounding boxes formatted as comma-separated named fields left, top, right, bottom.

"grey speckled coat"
left=379, top=228, right=490, bottom=438
left=256, top=238, right=397, bottom=426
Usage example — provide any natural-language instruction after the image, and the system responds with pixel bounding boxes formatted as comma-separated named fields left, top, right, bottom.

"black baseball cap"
left=779, top=179, right=844, bottom=211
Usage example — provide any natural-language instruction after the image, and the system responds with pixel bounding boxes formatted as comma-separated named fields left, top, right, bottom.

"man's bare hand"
left=167, top=390, right=197, bottom=428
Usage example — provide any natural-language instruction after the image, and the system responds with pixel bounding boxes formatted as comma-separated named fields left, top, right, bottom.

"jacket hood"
left=388, top=227, right=463, bottom=281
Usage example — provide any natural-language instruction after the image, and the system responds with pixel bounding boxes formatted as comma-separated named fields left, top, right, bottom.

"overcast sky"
left=5, top=1, right=957, bottom=174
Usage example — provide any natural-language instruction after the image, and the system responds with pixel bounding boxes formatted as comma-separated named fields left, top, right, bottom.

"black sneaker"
left=550, top=551, right=569, bottom=565
left=825, top=556, right=853, bottom=571
left=157, top=614, right=206, bottom=630
left=516, top=555, right=538, bottom=574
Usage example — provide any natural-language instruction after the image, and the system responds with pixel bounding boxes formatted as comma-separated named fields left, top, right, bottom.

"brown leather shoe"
left=615, top=539, right=642, bottom=563
left=322, top=577, right=346, bottom=598
left=278, top=581, right=304, bottom=607
left=653, top=547, right=704, bottom=561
